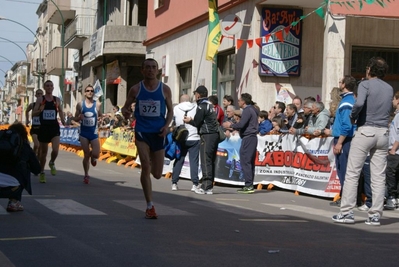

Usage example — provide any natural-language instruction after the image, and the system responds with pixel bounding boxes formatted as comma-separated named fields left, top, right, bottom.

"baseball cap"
left=194, top=86, right=208, bottom=95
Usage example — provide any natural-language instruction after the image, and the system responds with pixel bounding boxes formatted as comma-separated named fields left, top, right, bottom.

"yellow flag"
left=206, top=0, right=222, bottom=61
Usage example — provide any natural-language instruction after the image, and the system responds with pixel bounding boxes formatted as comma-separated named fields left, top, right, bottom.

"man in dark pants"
left=184, top=86, right=219, bottom=195
left=223, top=93, right=259, bottom=193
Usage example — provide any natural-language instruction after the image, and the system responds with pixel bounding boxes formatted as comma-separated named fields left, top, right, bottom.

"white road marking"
left=115, top=200, right=195, bottom=216
left=35, top=199, right=106, bottom=215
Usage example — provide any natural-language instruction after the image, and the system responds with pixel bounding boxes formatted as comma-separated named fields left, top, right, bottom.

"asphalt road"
left=1, top=150, right=399, bottom=267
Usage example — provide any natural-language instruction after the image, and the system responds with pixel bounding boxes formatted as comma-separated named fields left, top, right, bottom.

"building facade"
left=144, top=0, right=399, bottom=109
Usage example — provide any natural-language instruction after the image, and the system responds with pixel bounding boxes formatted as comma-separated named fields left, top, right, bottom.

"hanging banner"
left=106, top=60, right=121, bottom=84
left=260, top=8, right=303, bottom=77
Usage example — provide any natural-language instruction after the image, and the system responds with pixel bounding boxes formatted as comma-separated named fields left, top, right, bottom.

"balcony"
left=47, top=0, right=75, bottom=25
left=65, top=15, right=95, bottom=49
left=103, top=25, right=147, bottom=55
left=82, top=25, right=146, bottom=66
left=46, top=47, right=68, bottom=76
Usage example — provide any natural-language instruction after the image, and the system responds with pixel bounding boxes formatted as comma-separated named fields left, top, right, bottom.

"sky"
left=0, top=0, right=42, bottom=87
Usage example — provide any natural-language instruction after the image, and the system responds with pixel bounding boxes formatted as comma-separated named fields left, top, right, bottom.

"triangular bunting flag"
left=315, top=6, right=325, bottom=19
left=275, top=30, right=284, bottom=42
left=255, top=38, right=262, bottom=47
left=265, top=34, right=271, bottom=43
left=237, top=39, right=244, bottom=50
left=284, top=26, right=290, bottom=34
left=247, top=39, right=253, bottom=48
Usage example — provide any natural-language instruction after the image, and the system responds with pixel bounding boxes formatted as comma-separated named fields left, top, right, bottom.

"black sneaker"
left=237, top=186, right=255, bottom=194
left=329, top=199, right=341, bottom=207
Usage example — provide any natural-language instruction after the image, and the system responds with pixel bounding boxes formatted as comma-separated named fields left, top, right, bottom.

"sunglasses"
left=86, top=90, right=94, bottom=93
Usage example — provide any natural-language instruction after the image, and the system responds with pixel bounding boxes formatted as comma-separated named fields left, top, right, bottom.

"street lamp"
left=0, top=55, right=13, bottom=66
left=0, top=16, right=42, bottom=86
left=48, top=0, right=65, bottom=102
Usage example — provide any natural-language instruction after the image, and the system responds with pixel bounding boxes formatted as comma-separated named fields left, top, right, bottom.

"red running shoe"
left=83, top=175, right=90, bottom=184
left=145, top=206, right=158, bottom=219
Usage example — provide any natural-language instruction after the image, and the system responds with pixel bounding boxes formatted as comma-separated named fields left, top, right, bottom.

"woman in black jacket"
left=0, top=122, right=41, bottom=212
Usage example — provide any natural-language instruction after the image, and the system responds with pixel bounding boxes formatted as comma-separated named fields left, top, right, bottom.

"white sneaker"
left=172, top=183, right=178, bottom=191
left=191, top=184, right=200, bottom=192
left=358, top=204, right=370, bottom=211
left=195, top=187, right=213, bottom=195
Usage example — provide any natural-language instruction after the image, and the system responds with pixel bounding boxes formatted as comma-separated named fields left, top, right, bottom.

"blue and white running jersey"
left=80, top=100, right=98, bottom=140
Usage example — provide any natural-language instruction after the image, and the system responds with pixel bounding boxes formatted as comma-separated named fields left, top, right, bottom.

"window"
left=217, top=50, right=236, bottom=101
left=351, top=46, right=399, bottom=82
left=177, top=61, right=192, bottom=95
left=154, top=0, right=165, bottom=10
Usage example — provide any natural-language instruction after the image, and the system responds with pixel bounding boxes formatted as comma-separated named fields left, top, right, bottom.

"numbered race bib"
left=32, top=116, right=41, bottom=125
left=82, top=117, right=95, bottom=127
left=43, top=110, right=56, bottom=120
left=139, top=100, right=160, bottom=117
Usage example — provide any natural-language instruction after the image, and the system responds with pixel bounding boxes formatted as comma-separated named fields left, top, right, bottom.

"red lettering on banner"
left=273, top=151, right=284, bottom=166
left=256, top=150, right=331, bottom=173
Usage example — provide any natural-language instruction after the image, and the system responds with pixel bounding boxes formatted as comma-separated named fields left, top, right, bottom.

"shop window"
left=217, top=50, right=236, bottom=101
left=177, top=61, right=192, bottom=95
left=351, top=46, right=399, bottom=81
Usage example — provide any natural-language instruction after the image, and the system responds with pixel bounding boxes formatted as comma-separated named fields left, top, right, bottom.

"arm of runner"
left=32, top=97, right=43, bottom=117
left=57, top=98, right=66, bottom=126
left=25, top=103, right=33, bottom=125
left=121, top=84, right=138, bottom=121
left=73, top=102, right=83, bottom=122
left=160, top=84, right=173, bottom=137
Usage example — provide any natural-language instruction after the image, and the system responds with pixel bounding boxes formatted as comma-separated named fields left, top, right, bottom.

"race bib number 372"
left=139, top=100, right=160, bottom=117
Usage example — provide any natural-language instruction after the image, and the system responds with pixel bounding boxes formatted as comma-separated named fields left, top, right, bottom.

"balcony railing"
left=65, top=15, right=96, bottom=49
left=46, top=47, right=68, bottom=76
left=47, top=0, right=75, bottom=25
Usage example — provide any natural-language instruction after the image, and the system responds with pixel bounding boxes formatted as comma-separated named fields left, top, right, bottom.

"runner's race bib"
left=82, top=117, right=96, bottom=127
left=32, top=116, right=41, bottom=125
left=43, top=110, right=56, bottom=120
left=139, top=100, right=160, bottom=117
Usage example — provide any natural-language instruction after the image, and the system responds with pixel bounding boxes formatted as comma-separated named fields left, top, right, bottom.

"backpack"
left=0, top=129, right=23, bottom=165
left=172, top=125, right=189, bottom=144
left=172, top=111, right=189, bottom=144
left=164, top=132, right=181, bottom=160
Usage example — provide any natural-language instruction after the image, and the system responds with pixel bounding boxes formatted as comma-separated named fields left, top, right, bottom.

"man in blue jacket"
left=223, top=93, right=259, bottom=193
left=322, top=75, right=357, bottom=207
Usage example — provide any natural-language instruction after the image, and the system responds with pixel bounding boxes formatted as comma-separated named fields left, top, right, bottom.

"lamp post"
left=0, top=16, right=42, bottom=86
left=0, top=55, right=13, bottom=66
left=48, top=0, right=65, bottom=103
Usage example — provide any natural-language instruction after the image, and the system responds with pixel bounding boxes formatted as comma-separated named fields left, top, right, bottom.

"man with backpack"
left=171, top=94, right=200, bottom=191
left=32, top=80, right=66, bottom=183
left=183, top=86, right=219, bottom=195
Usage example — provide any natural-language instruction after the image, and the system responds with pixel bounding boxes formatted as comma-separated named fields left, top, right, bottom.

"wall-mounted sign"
left=221, top=14, right=243, bottom=35
left=260, top=8, right=302, bottom=77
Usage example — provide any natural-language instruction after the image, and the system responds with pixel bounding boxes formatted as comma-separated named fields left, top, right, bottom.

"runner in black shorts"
left=25, top=89, right=43, bottom=156
left=32, top=80, right=65, bottom=183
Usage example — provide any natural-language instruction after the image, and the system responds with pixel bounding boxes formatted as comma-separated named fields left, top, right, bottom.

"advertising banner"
left=102, top=128, right=137, bottom=157
left=60, top=126, right=81, bottom=146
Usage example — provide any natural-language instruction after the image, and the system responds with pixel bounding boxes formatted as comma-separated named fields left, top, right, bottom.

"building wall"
left=146, top=0, right=399, bottom=110
left=147, top=2, right=326, bottom=110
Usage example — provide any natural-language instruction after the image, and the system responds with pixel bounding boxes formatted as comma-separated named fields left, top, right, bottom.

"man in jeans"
left=184, top=86, right=219, bottom=195
left=171, top=94, right=200, bottom=192
left=332, top=57, right=393, bottom=226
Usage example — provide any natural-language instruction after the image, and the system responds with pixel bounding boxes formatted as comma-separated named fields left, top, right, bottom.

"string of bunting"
left=223, top=0, right=394, bottom=50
